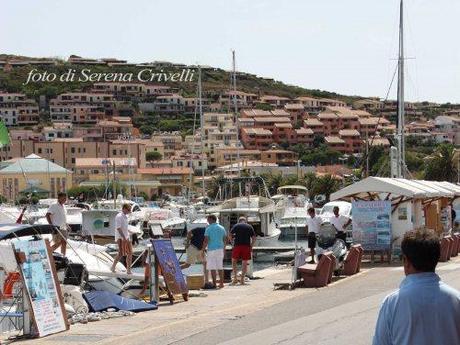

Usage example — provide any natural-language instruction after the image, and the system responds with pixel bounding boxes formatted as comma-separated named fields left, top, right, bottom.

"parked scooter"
left=315, top=221, right=348, bottom=275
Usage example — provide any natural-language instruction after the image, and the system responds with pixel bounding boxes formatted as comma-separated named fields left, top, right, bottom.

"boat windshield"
left=280, top=217, right=308, bottom=225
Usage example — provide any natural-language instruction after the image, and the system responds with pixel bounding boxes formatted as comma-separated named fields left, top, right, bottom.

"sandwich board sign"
left=12, top=239, right=68, bottom=337
left=151, top=239, right=188, bottom=302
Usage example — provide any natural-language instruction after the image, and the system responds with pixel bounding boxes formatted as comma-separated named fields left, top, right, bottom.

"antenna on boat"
left=395, top=0, right=406, bottom=178
left=232, top=50, right=241, bottom=179
left=198, top=65, right=206, bottom=197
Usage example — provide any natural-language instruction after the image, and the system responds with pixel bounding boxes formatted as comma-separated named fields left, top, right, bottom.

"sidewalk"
left=8, top=266, right=328, bottom=345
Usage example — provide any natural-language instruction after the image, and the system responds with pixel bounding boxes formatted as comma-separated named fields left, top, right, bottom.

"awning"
left=330, top=177, right=428, bottom=201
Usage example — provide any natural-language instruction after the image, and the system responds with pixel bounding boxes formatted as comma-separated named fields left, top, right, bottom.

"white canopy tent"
left=330, top=177, right=460, bottom=250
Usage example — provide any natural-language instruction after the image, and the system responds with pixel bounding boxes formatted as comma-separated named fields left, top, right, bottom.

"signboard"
left=352, top=201, right=392, bottom=251
left=12, top=239, right=68, bottom=337
left=151, top=239, right=188, bottom=296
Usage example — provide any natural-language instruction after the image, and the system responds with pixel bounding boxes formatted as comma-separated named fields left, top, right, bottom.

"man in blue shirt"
left=203, top=214, right=227, bottom=289
left=373, top=228, right=460, bottom=345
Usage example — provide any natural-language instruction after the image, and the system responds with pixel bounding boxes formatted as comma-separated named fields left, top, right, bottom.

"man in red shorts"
left=229, top=217, right=256, bottom=285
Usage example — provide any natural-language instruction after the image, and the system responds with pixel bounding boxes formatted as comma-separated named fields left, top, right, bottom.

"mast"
left=198, top=66, right=206, bottom=197
left=232, top=50, right=241, bottom=178
left=396, top=0, right=405, bottom=178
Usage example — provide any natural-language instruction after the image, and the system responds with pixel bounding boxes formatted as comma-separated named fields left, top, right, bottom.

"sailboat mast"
left=232, top=50, right=241, bottom=177
left=396, top=0, right=405, bottom=178
left=198, top=66, right=206, bottom=197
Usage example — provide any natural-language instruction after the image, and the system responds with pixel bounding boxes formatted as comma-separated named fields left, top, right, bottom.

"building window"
left=71, top=147, right=75, bottom=154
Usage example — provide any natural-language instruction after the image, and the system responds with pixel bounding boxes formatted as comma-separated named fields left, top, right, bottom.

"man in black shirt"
left=181, top=225, right=209, bottom=286
left=229, top=216, right=256, bottom=285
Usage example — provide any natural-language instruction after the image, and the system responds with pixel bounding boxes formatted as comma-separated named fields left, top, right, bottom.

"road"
left=13, top=258, right=460, bottom=345
left=175, top=261, right=460, bottom=345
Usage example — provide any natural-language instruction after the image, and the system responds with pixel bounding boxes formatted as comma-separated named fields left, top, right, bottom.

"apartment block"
left=0, top=92, right=39, bottom=126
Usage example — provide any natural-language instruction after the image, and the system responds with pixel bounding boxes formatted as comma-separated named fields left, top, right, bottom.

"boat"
left=273, top=185, right=312, bottom=239
left=0, top=224, right=136, bottom=297
left=207, top=196, right=281, bottom=247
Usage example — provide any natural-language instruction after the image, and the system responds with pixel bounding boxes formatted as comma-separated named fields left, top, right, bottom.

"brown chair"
left=446, top=236, right=454, bottom=260
left=354, top=245, right=364, bottom=272
left=439, top=237, right=450, bottom=262
left=455, top=234, right=460, bottom=255
left=343, top=246, right=360, bottom=276
left=326, top=252, right=336, bottom=283
left=451, top=235, right=459, bottom=257
left=298, top=252, right=333, bottom=288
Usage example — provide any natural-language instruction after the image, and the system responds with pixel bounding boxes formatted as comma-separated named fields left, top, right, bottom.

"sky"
left=1, top=0, right=459, bottom=103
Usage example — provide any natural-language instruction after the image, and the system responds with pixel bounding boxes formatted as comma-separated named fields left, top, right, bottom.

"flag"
left=0, top=121, right=10, bottom=147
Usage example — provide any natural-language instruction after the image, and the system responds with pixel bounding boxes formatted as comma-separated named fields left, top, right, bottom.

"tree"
left=146, top=151, right=163, bottom=162
left=312, top=135, right=325, bottom=148
left=424, top=143, right=458, bottom=182
left=310, top=174, right=340, bottom=201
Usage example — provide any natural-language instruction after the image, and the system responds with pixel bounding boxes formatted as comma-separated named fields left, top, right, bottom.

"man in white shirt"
left=307, top=207, right=321, bottom=263
left=330, top=206, right=351, bottom=243
left=46, top=192, right=70, bottom=255
left=110, top=203, right=133, bottom=274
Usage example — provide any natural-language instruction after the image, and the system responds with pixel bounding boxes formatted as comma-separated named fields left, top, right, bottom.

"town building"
left=0, top=92, right=40, bottom=126
left=0, top=154, right=72, bottom=201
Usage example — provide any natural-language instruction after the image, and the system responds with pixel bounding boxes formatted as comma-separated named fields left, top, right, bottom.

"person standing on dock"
left=181, top=225, right=209, bottom=287
left=111, top=203, right=133, bottom=275
left=331, top=206, right=351, bottom=243
left=203, top=214, right=227, bottom=289
left=306, top=207, right=321, bottom=264
left=230, top=216, right=256, bottom=285
left=373, top=228, right=460, bottom=345
left=47, top=192, right=70, bottom=256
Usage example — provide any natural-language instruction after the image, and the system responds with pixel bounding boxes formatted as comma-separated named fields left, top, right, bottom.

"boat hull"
left=278, top=225, right=308, bottom=240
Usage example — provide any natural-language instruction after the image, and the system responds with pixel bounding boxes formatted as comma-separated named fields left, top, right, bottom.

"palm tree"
left=311, top=174, right=340, bottom=201
left=424, top=144, right=458, bottom=182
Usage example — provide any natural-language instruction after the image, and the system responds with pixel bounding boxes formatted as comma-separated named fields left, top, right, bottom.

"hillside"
left=0, top=54, right=358, bottom=103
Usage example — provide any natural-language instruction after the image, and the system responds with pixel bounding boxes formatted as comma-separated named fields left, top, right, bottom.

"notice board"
left=352, top=201, right=392, bottom=251
left=151, top=239, right=188, bottom=296
left=12, top=239, right=68, bottom=337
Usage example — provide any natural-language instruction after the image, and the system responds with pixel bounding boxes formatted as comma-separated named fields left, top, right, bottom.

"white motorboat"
left=207, top=196, right=281, bottom=247
left=145, top=208, right=187, bottom=237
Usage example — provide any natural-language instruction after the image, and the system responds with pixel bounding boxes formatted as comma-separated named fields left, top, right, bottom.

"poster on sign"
left=151, top=239, right=188, bottom=297
left=12, top=239, right=68, bottom=337
left=352, top=201, right=392, bottom=251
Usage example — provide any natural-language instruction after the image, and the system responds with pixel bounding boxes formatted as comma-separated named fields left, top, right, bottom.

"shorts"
left=206, top=249, right=224, bottom=270
left=308, top=232, right=317, bottom=249
left=52, top=228, right=69, bottom=244
left=117, top=239, right=133, bottom=256
left=232, top=245, right=252, bottom=261
left=186, top=245, right=205, bottom=264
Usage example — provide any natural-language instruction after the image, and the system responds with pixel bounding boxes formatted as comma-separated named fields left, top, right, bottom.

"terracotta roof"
left=260, top=95, right=290, bottom=101
left=274, top=123, right=293, bottom=128
left=284, top=103, right=305, bottom=110
left=138, top=167, right=192, bottom=175
left=242, top=128, right=272, bottom=135
left=296, top=128, right=314, bottom=134
left=253, top=117, right=291, bottom=123
left=325, top=136, right=345, bottom=144
left=318, top=112, right=338, bottom=120
left=339, top=129, right=360, bottom=137
left=271, top=109, right=290, bottom=116
left=304, top=118, right=324, bottom=126
left=358, top=118, right=379, bottom=126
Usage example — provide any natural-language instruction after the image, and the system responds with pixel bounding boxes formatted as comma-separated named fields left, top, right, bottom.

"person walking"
left=111, top=203, right=133, bottom=275
left=46, top=192, right=70, bottom=256
left=181, top=224, right=209, bottom=287
left=330, top=206, right=351, bottom=243
left=203, top=214, right=227, bottom=289
left=230, top=217, right=256, bottom=285
left=306, top=207, right=321, bottom=264
left=373, top=228, right=460, bottom=345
